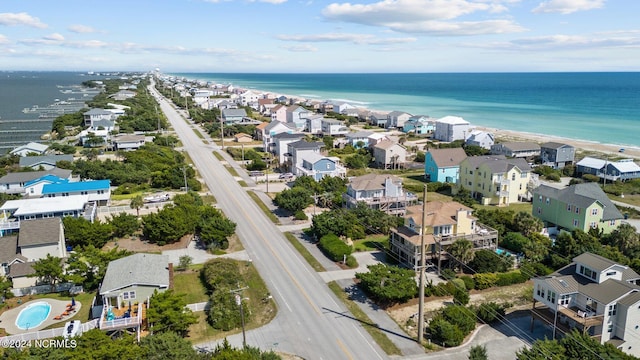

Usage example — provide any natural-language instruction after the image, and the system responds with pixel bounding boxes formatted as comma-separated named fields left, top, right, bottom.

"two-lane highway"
left=150, top=83, right=388, bottom=360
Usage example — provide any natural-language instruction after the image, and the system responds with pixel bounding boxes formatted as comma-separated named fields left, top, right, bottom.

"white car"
left=279, top=173, right=294, bottom=180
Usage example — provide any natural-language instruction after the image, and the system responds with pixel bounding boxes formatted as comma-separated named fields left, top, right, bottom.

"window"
left=538, top=195, right=543, bottom=201
left=537, top=207, right=541, bottom=214
left=592, top=208, right=598, bottom=215
left=590, top=222, right=597, bottom=228
left=608, top=323, right=613, bottom=333
left=511, top=173, right=516, bottom=181
left=547, top=291, right=556, bottom=304
left=519, top=184, right=523, bottom=190
left=567, top=204, right=572, bottom=212
left=122, top=291, right=136, bottom=300
left=546, top=197, right=550, bottom=205
left=606, top=271, right=616, bottom=276
left=560, top=295, right=570, bottom=306
left=610, top=220, right=616, bottom=226
left=536, top=285, right=545, bottom=298
left=573, top=219, right=579, bottom=227
left=608, top=304, right=617, bottom=316
left=575, top=207, right=580, bottom=214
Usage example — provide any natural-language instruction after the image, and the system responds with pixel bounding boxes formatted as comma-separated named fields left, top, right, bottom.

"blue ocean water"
left=172, top=72, right=640, bottom=147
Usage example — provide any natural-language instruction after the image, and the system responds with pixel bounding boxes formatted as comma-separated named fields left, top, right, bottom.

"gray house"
left=100, top=253, right=171, bottom=309
left=221, top=108, right=248, bottom=125
left=540, top=142, right=575, bottom=169
left=19, top=155, right=74, bottom=170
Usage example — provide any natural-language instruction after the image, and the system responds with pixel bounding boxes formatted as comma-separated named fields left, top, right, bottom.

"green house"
left=533, top=182, right=623, bottom=234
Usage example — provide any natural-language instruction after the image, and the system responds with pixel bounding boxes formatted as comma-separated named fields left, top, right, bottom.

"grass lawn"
left=201, top=194, right=217, bottom=204
left=284, top=232, right=325, bottom=272
left=185, top=260, right=277, bottom=344
left=353, top=234, right=389, bottom=252
left=238, top=180, right=248, bottom=187
left=327, top=282, right=401, bottom=356
left=224, top=165, right=240, bottom=177
left=474, top=202, right=533, bottom=214
left=173, top=271, right=209, bottom=304
left=213, top=151, right=224, bottom=161
left=246, top=191, right=280, bottom=225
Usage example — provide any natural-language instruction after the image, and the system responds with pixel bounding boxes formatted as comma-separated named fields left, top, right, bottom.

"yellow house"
left=458, top=155, right=532, bottom=206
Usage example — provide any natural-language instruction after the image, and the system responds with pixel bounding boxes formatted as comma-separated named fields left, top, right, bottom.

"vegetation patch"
left=246, top=191, right=280, bottom=225
left=224, top=165, right=239, bottom=177
left=284, top=232, right=326, bottom=272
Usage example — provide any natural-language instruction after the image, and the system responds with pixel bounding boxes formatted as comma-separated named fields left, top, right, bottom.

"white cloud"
left=282, top=44, right=318, bottom=52
left=0, top=34, right=8, bottom=44
left=321, top=0, right=524, bottom=35
left=68, top=24, right=98, bottom=33
left=532, top=0, right=605, bottom=14
left=277, top=32, right=416, bottom=44
left=467, top=32, right=640, bottom=51
left=43, top=33, right=65, bottom=41
left=0, top=12, right=47, bottom=28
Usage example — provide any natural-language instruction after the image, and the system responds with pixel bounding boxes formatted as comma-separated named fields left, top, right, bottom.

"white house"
left=273, top=133, right=305, bottom=165
left=387, top=111, right=413, bottom=129
left=17, top=217, right=67, bottom=261
left=42, top=179, right=111, bottom=205
left=112, top=134, right=147, bottom=151
left=434, top=116, right=472, bottom=142
left=304, top=114, right=325, bottom=134
left=287, top=140, right=325, bottom=174
left=465, top=130, right=495, bottom=150
left=286, top=105, right=312, bottom=130
left=262, top=121, right=297, bottom=153
left=373, top=140, right=407, bottom=169
left=10, top=142, right=49, bottom=157
left=0, top=168, right=73, bottom=195
left=321, top=119, right=349, bottom=136
left=0, top=195, right=96, bottom=224
left=83, top=108, right=114, bottom=127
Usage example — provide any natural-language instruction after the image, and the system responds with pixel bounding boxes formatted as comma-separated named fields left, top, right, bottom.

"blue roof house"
left=403, top=115, right=434, bottom=135
left=24, top=175, right=69, bottom=197
left=42, top=179, right=111, bottom=205
left=424, top=148, right=468, bottom=183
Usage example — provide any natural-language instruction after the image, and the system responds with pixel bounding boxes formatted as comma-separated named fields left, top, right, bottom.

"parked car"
left=279, top=173, right=294, bottom=180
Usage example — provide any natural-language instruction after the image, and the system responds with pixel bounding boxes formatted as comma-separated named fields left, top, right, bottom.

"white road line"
left=353, top=323, right=385, bottom=360
left=272, top=283, right=293, bottom=312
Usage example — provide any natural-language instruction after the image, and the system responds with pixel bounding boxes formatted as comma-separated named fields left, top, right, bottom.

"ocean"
left=0, top=71, right=101, bottom=153
left=171, top=72, right=640, bottom=148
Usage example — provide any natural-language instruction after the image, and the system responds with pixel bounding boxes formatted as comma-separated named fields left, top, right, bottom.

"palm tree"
left=447, top=239, right=475, bottom=271
left=130, top=195, right=144, bottom=217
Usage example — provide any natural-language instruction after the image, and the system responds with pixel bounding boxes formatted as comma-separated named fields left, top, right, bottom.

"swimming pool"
left=15, top=301, right=51, bottom=330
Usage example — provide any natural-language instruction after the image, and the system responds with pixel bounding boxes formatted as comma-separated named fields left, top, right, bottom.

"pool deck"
left=0, top=298, right=82, bottom=335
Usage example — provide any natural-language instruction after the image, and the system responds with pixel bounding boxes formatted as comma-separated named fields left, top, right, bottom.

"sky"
left=1, top=0, right=639, bottom=73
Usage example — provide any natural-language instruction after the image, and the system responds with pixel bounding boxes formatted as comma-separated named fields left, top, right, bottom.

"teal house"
left=532, top=182, right=624, bottom=234
left=424, top=148, right=467, bottom=184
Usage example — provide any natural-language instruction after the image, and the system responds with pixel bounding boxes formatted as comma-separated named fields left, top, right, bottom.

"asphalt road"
left=150, top=83, right=387, bottom=360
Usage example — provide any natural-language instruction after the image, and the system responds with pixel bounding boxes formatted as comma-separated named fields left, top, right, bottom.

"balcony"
left=531, top=301, right=603, bottom=335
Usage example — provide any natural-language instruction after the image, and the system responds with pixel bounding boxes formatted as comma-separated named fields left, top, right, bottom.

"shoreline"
left=173, top=74, right=640, bottom=161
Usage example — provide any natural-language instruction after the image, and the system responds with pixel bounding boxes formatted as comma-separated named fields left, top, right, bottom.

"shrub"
left=460, top=275, right=475, bottom=291
left=473, top=273, right=498, bottom=290
left=582, top=174, right=600, bottom=183
left=318, top=234, right=353, bottom=262
left=442, top=305, right=476, bottom=334
left=545, top=173, right=561, bottom=182
left=569, top=178, right=584, bottom=185
left=475, top=302, right=507, bottom=324
left=441, top=268, right=456, bottom=281
left=294, top=210, right=308, bottom=220
left=518, top=262, right=553, bottom=280
left=495, top=271, right=527, bottom=286
left=429, top=318, right=465, bottom=347
left=345, top=255, right=358, bottom=268
left=453, top=287, right=470, bottom=306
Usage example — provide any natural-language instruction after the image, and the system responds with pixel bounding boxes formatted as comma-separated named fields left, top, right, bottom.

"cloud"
left=321, top=0, right=524, bottom=35
left=277, top=32, right=416, bottom=44
left=0, top=34, right=8, bottom=44
left=532, top=0, right=605, bottom=14
left=0, top=12, right=47, bottom=28
left=43, top=33, right=65, bottom=41
left=281, top=44, right=318, bottom=52
left=467, top=32, right=640, bottom=51
left=68, top=24, right=98, bottom=33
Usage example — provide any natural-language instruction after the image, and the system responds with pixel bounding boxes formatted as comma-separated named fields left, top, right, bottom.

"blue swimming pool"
left=496, top=247, right=515, bottom=256
left=15, top=301, right=51, bottom=330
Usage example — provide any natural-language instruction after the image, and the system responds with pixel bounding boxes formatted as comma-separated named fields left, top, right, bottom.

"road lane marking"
left=352, top=323, right=385, bottom=360
left=336, top=339, right=355, bottom=360
left=272, top=283, right=292, bottom=312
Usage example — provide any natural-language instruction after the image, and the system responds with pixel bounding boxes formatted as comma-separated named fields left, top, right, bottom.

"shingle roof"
left=346, top=131, right=374, bottom=139
left=288, top=140, right=324, bottom=150
left=0, top=169, right=72, bottom=185
left=113, top=134, right=145, bottom=143
left=535, top=183, right=624, bottom=221
left=222, top=108, right=247, bottom=117
left=465, top=155, right=531, bottom=173
left=10, top=142, right=49, bottom=155
left=100, top=253, right=170, bottom=294
left=404, top=201, right=474, bottom=227
left=541, top=142, right=573, bottom=150
left=374, top=140, right=403, bottom=151
left=272, top=133, right=304, bottom=140
left=581, top=279, right=637, bottom=305
left=0, top=236, right=22, bottom=264
left=18, top=218, right=62, bottom=247
left=19, top=155, right=74, bottom=168
left=349, top=174, right=401, bottom=191
left=8, top=262, right=36, bottom=278
left=83, top=108, right=113, bottom=116
left=617, top=291, right=640, bottom=307
left=428, top=148, right=467, bottom=168
left=498, top=142, right=541, bottom=151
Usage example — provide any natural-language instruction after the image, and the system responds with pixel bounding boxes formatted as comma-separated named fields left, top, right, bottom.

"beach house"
left=296, top=153, right=346, bottom=181
left=389, top=201, right=498, bottom=270
left=286, top=140, right=325, bottom=175
left=273, top=133, right=305, bottom=165
left=491, top=142, right=541, bottom=158
left=112, top=134, right=147, bottom=151
left=373, top=141, right=407, bottom=169
left=465, top=131, right=495, bottom=150
left=0, top=195, right=97, bottom=226
left=530, top=252, right=640, bottom=357
left=221, top=108, right=247, bottom=125
left=576, top=157, right=640, bottom=182
left=342, top=174, right=418, bottom=215
left=0, top=168, right=73, bottom=195
left=532, top=182, right=624, bottom=234
left=304, top=114, right=325, bottom=134
left=434, top=116, right=472, bottom=142
left=262, top=121, right=297, bottom=154
left=386, top=111, right=412, bottom=129
left=42, top=179, right=111, bottom=205
left=457, top=155, right=533, bottom=206
left=403, top=115, right=435, bottom=135
left=424, top=148, right=468, bottom=183
left=540, top=142, right=575, bottom=169
left=10, top=142, right=49, bottom=157
left=286, top=105, right=313, bottom=130
left=19, top=155, right=73, bottom=170
left=345, top=131, right=373, bottom=149
left=270, top=104, right=288, bottom=123
left=321, top=118, right=349, bottom=136
left=83, top=108, right=114, bottom=127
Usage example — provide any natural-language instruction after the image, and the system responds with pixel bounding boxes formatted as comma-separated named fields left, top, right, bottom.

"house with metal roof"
left=532, top=182, right=624, bottom=234
left=112, top=134, right=147, bottom=151
left=531, top=252, right=640, bottom=357
left=343, top=174, right=418, bottom=215
left=0, top=168, right=73, bottom=194
left=9, top=142, right=49, bottom=157
left=42, top=179, right=111, bottom=205
left=0, top=195, right=96, bottom=230
left=465, top=130, right=495, bottom=150
left=100, top=253, right=171, bottom=309
left=345, top=131, right=373, bottom=149
left=221, top=108, right=247, bottom=125
left=389, top=201, right=498, bottom=270
left=579, top=157, right=640, bottom=182
left=491, top=141, right=541, bottom=158
left=24, top=174, right=69, bottom=197
left=19, top=155, right=74, bottom=171
left=424, top=148, right=468, bottom=184
left=403, top=115, right=435, bottom=135
left=434, top=116, right=471, bottom=142
left=540, top=142, right=575, bottom=169
left=457, top=155, right=533, bottom=206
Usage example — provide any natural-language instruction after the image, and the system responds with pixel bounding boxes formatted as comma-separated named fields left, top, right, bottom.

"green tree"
left=147, top=290, right=197, bottom=336
left=177, top=255, right=193, bottom=271
left=108, top=212, right=140, bottom=238
left=356, top=264, right=418, bottom=305
left=29, top=254, right=65, bottom=292
left=522, top=233, right=552, bottom=262
left=0, top=275, right=14, bottom=300
left=274, top=187, right=313, bottom=213
left=142, top=206, right=191, bottom=245
left=130, top=195, right=144, bottom=217
left=140, top=331, right=197, bottom=359
left=441, top=304, right=476, bottom=334
left=469, top=345, right=488, bottom=360
left=65, top=246, right=132, bottom=291
left=513, top=211, right=543, bottom=237
left=469, top=249, right=509, bottom=273
left=207, top=289, right=250, bottom=331
left=606, top=223, right=640, bottom=258
left=429, top=318, right=465, bottom=347
left=63, top=216, right=113, bottom=248
left=447, top=239, right=475, bottom=270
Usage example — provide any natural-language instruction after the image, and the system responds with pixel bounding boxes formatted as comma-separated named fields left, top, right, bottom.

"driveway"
left=162, top=239, right=250, bottom=265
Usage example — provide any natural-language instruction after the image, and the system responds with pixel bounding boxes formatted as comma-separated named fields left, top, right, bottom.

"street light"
left=232, top=291, right=248, bottom=348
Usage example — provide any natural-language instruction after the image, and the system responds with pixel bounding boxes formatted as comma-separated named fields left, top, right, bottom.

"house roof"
left=437, top=116, right=469, bottom=125
left=609, top=160, right=640, bottom=173
left=497, top=142, right=541, bottom=151
left=265, top=120, right=296, bottom=132
left=272, top=133, right=304, bottom=140
left=0, top=236, right=23, bottom=264
left=0, top=168, right=72, bottom=185
left=19, top=155, right=74, bottom=168
left=581, top=279, right=637, bottom=305
left=572, top=252, right=640, bottom=281
left=255, top=122, right=269, bottom=130
left=222, top=108, right=247, bottom=117
left=233, top=132, right=252, bottom=139
left=100, top=253, right=170, bottom=294
left=388, top=111, right=411, bottom=117
left=405, top=201, right=474, bottom=228
left=18, top=217, right=62, bottom=247
left=535, top=183, right=624, bottom=221
left=10, top=142, right=49, bottom=155
left=374, top=140, right=404, bottom=151
left=42, top=179, right=110, bottom=194
left=288, top=140, right=324, bottom=150
left=576, top=157, right=606, bottom=169
left=541, top=142, right=574, bottom=150
left=0, top=194, right=90, bottom=216
left=465, top=155, right=531, bottom=173
left=302, top=152, right=333, bottom=165
left=83, top=108, right=112, bottom=116
left=346, top=131, right=373, bottom=139
left=617, top=291, right=640, bottom=307
left=8, top=262, right=36, bottom=278
left=428, top=148, right=468, bottom=168
left=24, top=174, right=67, bottom=187
left=113, top=134, right=145, bottom=143
left=349, top=174, right=401, bottom=191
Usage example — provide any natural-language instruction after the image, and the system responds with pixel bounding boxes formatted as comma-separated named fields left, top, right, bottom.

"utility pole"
left=231, top=287, right=249, bottom=348
left=220, top=116, right=225, bottom=150
left=182, top=166, right=188, bottom=192
left=417, top=184, right=427, bottom=343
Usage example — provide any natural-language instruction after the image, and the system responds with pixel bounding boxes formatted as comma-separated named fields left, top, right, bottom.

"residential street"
left=151, top=84, right=387, bottom=360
